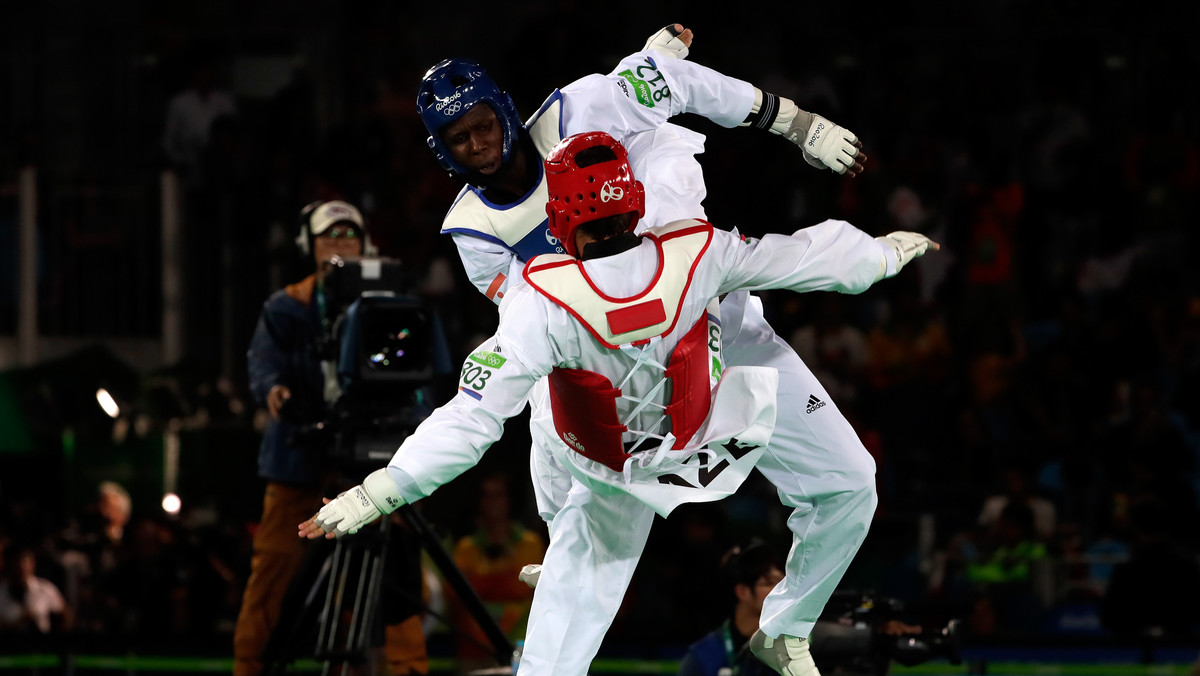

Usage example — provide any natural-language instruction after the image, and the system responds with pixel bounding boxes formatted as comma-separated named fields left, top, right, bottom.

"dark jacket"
left=677, top=620, right=774, bottom=676
left=247, top=275, right=327, bottom=485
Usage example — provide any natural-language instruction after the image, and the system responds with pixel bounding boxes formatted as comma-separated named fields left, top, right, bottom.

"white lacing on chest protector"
left=611, top=338, right=714, bottom=484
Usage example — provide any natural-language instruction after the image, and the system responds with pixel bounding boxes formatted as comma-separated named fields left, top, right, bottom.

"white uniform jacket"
left=441, top=50, right=755, bottom=303
left=384, top=219, right=893, bottom=515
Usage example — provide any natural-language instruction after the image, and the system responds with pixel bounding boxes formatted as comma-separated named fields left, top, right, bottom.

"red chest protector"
left=523, top=220, right=716, bottom=472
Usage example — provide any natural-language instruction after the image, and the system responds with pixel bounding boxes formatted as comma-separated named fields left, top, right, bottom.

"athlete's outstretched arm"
left=711, top=222, right=938, bottom=297
left=298, top=287, right=552, bottom=538
left=588, top=23, right=868, bottom=175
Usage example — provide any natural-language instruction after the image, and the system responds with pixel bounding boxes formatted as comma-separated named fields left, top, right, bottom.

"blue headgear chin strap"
left=416, top=58, right=523, bottom=178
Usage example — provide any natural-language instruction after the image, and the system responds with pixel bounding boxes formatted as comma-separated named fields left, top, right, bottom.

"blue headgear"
left=416, top=59, right=523, bottom=178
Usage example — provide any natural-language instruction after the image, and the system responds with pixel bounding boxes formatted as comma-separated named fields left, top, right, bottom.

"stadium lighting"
left=96, top=388, right=120, bottom=418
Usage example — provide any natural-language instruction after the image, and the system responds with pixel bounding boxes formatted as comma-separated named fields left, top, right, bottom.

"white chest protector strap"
left=523, top=220, right=714, bottom=347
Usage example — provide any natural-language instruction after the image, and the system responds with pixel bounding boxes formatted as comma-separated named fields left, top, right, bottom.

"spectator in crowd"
left=978, top=465, right=1058, bottom=542
left=62, top=481, right=132, bottom=577
left=964, top=502, right=1052, bottom=636
left=104, top=519, right=190, bottom=637
left=448, top=472, right=544, bottom=673
left=162, top=49, right=238, bottom=181
left=0, top=546, right=71, bottom=634
left=788, top=294, right=869, bottom=405
left=58, top=481, right=134, bottom=633
left=1100, top=378, right=1198, bottom=541
left=96, top=482, right=132, bottom=546
left=1100, top=496, right=1200, bottom=640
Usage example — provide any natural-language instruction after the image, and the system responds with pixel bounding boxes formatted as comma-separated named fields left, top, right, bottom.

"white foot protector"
left=519, top=564, right=542, bottom=589
left=749, top=629, right=820, bottom=676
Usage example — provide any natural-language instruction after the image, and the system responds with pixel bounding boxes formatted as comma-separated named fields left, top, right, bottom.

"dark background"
left=1, top=0, right=1198, bottom=667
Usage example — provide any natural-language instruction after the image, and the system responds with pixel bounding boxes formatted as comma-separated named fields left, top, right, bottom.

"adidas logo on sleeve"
left=805, top=394, right=826, bottom=414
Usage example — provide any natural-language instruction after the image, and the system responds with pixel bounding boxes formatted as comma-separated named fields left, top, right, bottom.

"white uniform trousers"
left=520, top=296, right=877, bottom=673
left=725, top=296, right=878, bottom=639
left=519, top=480, right=656, bottom=676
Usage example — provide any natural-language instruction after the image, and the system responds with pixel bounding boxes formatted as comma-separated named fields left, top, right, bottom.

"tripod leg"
left=397, top=504, right=515, bottom=665
left=312, top=519, right=394, bottom=675
left=345, top=519, right=389, bottom=657
left=317, top=537, right=350, bottom=660
left=260, top=538, right=336, bottom=676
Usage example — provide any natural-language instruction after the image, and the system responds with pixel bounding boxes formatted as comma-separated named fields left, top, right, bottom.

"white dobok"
left=370, top=218, right=902, bottom=675
left=427, top=48, right=883, bottom=676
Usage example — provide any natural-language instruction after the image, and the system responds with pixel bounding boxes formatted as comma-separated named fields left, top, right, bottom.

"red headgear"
left=544, top=131, right=645, bottom=258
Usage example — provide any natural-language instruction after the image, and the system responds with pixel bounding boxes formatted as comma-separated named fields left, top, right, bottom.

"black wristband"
left=743, top=91, right=780, bottom=131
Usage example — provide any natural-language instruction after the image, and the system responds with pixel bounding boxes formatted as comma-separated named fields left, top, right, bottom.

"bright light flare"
left=161, top=493, right=182, bottom=514
left=96, top=388, right=120, bottom=418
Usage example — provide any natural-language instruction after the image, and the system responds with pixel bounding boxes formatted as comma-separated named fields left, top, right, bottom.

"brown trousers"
left=233, top=482, right=320, bottom=676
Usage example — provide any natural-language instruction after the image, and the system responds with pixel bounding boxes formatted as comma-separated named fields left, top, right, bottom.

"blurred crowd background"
left=1, top=0, right=1198, bottom=670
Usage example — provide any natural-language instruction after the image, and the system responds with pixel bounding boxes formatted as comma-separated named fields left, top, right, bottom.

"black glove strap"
left=743, top=91, right=780, bottom=131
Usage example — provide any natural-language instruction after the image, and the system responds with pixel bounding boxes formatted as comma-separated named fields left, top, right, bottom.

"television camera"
left=810, top=590, right=962, bottom=675
left=304, top=254, right=452, bottom=470
left=266, top=256, right=515, bottom=674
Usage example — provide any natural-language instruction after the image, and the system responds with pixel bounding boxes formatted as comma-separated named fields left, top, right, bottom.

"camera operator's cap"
left=310, top=200, right=364, bottom=236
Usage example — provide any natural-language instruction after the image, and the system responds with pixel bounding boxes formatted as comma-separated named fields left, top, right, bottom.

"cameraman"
left=679, top=540, right=955, bottom=676
left=677, top=540, right=783, bottom=676
left=235, top=200, right=415, bottom=676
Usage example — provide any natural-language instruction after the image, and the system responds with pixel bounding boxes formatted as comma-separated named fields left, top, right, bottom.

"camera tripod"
left=262, top=502, right=516, bottom=675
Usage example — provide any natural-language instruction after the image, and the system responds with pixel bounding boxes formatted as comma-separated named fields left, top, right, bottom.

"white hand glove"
left=795, top=115, right=860, bottom=174
left=313, top=468, right=404, bottom=537
left=519, top=564, right=542, bottom=589
left=643, top=24, right=689, bottom=60
left=875, top=231, right=939, bottom=278
left=741, top=89, right=863, bottom=175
